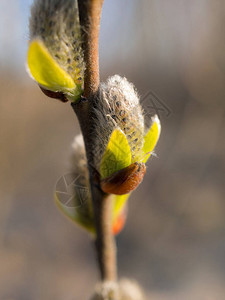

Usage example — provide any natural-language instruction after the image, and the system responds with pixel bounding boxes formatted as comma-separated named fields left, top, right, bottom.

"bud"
left=101, top=162, right=146, bottom=195
left=90, top=281, right=120, bottom=300
left=27, top=0, right=84, bottom=101
left=93, top=75, right=144, bottom=170
left=55, top=134, right=131, bottom=235
left=112, top=205, right=127, bottom=235
left=119, top=279, right=146, bottom=300
left=90, top=279, right=146, bottom=300
left=91, top=75, right=160, bottom=195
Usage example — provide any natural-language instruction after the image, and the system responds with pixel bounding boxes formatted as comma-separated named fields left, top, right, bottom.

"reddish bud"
left=101, top=162, right=146, bottom=195
left=39, top=86, right=68, bottom=102
left=112, top=207, right=127, bottom=235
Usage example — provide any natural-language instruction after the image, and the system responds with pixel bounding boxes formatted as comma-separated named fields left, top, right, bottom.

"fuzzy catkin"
left=92, top=75, right=144, bottom=170
left=90, top=279, right=146, bottom=300
left=29, top=0, right=84, bottom=84
left=71, top=134, right=93, bottom=228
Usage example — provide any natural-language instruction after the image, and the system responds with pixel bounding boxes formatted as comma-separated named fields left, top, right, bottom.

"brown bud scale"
left=39, top=86, right=68, bottom=102
left=100, top=162, right=146, bottom=195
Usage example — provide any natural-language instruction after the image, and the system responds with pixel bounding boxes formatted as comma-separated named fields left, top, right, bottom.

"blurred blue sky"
left=0, top=0, right=136, bottom=76
left=0, top=0, right=223, bottom=92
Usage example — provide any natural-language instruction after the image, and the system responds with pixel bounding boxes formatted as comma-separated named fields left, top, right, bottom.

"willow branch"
left=73, top=0, right=117, bottom=282
left=78, top=0, right=103, bottom=96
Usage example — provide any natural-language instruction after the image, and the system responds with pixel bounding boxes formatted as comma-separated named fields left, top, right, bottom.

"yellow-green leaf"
left=142, top=115, right=161, bottom=163
left=100, top=129, right=132, bottom=179
left=112, top=193, right=130, bottom=221
left=54, top=188, right=95, bottom=235
left=27, top=39, right=76, bottom=93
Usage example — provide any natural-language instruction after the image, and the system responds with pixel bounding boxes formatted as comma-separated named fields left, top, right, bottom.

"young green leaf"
left=100, top=129, right=132, bottom=179
left=142, top=115, right=161, bottom=163
left=27, top=40, right=82, bottom=101
left=54, top=188, right=95, bottom=234
left=112, top=193, right=130, bottom=220
left=55, top=189, right=129, bottom=236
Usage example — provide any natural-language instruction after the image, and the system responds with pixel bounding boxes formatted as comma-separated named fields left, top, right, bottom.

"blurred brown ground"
left=0, top=0, right=225, bottom=299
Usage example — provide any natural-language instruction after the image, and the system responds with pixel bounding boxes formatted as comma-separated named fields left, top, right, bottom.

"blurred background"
left=0, top=0, right=225, bottom=299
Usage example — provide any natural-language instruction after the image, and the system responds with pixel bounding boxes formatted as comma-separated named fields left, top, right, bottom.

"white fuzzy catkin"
left=92, top=75, right=144, bottom=170
left=90, top=279, right=146, bottom=300
left=71, top=133, right=87, bottom=177
left=119, top=279, right=146, bottom=300
left=71, top=134, right=93, bottom=227
left=91, top=281, right=120, bottom=300
left=29, top=0, right=84, bottom=84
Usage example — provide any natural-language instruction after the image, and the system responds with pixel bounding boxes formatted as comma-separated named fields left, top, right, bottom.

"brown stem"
left=78, top=0, right=104, bottom=97
left=72, top=98, right=117, bottom=282
left=74, top=0, right=117, bottom=282
left=91, top=176, right=117, bottom=281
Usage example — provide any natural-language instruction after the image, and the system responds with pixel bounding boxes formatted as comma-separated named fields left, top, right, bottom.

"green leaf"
left=112, top=193, right=130, bottom=221
left=27, top=39, right=82, bottom=101
left=142, top=115, right=161, bottom=163
left=100, top=129, right=132, bottom=179
left=54, top=172, right=131, bottom=235
left=54, top=181, right=95, bottom=235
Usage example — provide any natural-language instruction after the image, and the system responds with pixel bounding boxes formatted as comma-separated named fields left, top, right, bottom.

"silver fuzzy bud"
left=29, top=0, right=84, bottom=84
left=92, top=75, right=144, bottom=170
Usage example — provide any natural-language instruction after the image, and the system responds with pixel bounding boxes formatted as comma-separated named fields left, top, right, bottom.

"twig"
left=78, top=0, right=103, bottom=96
left=72, top=0, right=117, bottom=282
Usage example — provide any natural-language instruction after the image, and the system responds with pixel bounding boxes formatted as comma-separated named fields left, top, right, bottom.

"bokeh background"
left=0, top=0, right=225, bottom=299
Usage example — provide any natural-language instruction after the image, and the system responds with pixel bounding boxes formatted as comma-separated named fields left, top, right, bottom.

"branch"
left=78, top=0, right=104, bottom=97
left=73, top=0, right=117, bottom=282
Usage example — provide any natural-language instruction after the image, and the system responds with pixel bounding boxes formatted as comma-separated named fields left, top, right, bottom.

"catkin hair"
left=92, top=75, right=144, bottom=170
left=29, top=0, right=84, bottom=84
left=71, top=134, right=88, bottom=179
left=91, top=279, right=145, bottom=300
left=71, top=134, right=93, bottom=227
